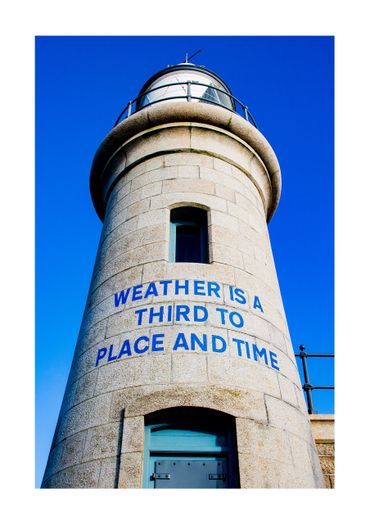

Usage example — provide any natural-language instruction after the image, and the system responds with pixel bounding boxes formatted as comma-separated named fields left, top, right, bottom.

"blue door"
left=142, top=410, right=239, bottom=488
left=152, top=458, right=228, bottom=489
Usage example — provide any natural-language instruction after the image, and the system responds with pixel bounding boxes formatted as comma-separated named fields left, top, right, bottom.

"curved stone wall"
left=42, top=106, right=324, bottom=488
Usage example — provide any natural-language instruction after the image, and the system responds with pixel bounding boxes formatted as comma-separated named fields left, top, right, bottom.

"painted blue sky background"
left=36, top=36, right=334, bottom=488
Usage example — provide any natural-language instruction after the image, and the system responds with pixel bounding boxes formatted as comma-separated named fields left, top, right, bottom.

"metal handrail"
left=113, top=80, right=258, bottom=128
left=294, top=345, right=334, bottom=414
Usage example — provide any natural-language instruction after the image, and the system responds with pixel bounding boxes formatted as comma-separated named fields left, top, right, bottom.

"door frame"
left=142, top=408, right=240, bottom=488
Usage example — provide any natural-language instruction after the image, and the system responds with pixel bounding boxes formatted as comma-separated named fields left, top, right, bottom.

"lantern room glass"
left=137, top=69, right=234, bottom=111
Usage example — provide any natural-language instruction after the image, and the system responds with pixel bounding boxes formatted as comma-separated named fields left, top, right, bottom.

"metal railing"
left=294, top=345, right=334, bottom=414
left=113, top=80, right=258, bottom=128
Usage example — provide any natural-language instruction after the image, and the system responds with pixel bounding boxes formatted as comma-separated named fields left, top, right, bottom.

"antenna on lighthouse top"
left=184, top=49, right=202, bottom=63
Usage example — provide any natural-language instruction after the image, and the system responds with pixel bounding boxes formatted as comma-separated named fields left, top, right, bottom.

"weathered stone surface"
left=83, top=422, right=120, bottom=461
left=105, top=308, right=155, bottom=338
left=310, top=414, right=335, bottom=441
left=59, top=431, right=87, bottom=471
left=42, top=441, right=64, bottom=481
left=238, top=452, right=298, bottom=488
left=311, top=421, right=335, bottom=490
left=57, top=393, right=112, bottom=441
left=130, top=166, right=177, bottom=191
left=323, top=474, right=332, bottom=489
left=141, top=260, right=168, bottom=282
left=105, top=179, right=131, bottom=214
left=308, top=439, right=327, bottom=488
left=211, top=242, right=244, bottom=268
left=208, top=354, right=281, bottom=397
left=92, top=241, right=166, bottom=288
left=95, top=354, right=172, bottom=394
left=316, top=434, right=335, bottom=489
left=209, top=209, right=239, bottom=231
left=150, top=192, right=227, bottom=213
left=236, top=418, right=292, bottom=463
left=287, top=432, right=319, bottom=488
left=99, top=224, right=167, bottom=267
left=99, top=215, right=139, bottom=250
left=265, top=395, right=312, bottom=439
left=121, top=416, right=144, bottom=453
left=141, top=180, right=163, bottom=199
left=43, top=461, right=101, bottom=489
left=171, top=352, right=207, bottom=384
left=278, top=373, right=299, bottom=407
left=114, top=265, right=144, bottom=292
left=164, top=151, right=213, bottom=168
left=109, top=384, right=268, bottom=423
left=166, top=261, right=236, bottom=284
left=75, top=318, right=108, bottom=357
left=316, top=442, right=335, bottom=456
left=98, top=457, right=117, bottom=488
left=125, top=126, right=192, bottom=168
left=235, top=190, right=257, bottom=211
left=317, top=454, right=334, bottom=474
left=118, top=452, right=143, bottom=489
left=215, top=182, right=235, bottom=202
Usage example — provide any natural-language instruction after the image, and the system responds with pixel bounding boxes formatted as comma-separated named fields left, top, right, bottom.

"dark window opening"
left=170, top=207, right=209, bottom=263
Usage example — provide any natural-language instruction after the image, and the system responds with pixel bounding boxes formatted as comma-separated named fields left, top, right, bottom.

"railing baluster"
left=113, top=80, right=258, bottom=128
left=294, top=345, right=334, bottom=414
left=299, top=345, right=314, bottom=414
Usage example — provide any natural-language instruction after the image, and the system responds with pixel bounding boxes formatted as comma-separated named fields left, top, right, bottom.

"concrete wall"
left=42, top=102, right=324, bottom=488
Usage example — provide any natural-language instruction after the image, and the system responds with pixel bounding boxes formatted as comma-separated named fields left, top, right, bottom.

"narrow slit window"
left=170, top=207, right=209, bottom=263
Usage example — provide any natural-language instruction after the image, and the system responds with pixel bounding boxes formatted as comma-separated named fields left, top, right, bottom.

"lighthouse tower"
left=42, top=62, right=325, bottom=488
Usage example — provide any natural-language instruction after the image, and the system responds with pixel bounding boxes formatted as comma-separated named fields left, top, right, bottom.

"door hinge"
left=151, top=473, right=171, bottom=480
left=209, top=473, right=226, bottom=480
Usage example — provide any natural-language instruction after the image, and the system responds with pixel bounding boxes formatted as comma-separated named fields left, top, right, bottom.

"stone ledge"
left=90, top=102, right=281, bottom=222
left=310, top=414, right=335, bottom=442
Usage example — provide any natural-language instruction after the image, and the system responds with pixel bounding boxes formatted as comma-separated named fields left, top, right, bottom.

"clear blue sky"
left=36, top=36, right=334, bottom=488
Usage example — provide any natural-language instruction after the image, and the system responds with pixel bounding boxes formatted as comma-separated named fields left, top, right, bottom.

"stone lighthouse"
left=42, top=62, right=325, bottom=488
